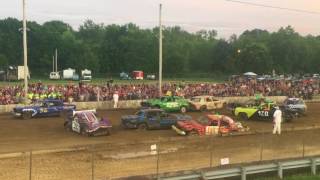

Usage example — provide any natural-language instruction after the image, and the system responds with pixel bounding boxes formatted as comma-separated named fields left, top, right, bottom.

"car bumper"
left=88, top=127, right=111, bottom=136
left=12, top=111, right=22, bottom=117
left=122, top=122, right=137, bottom=129
left=172, top=125, right=186, bottom=136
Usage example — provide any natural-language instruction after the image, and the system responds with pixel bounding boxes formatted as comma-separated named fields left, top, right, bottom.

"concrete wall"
left=0, top=96, right=290, bottom=113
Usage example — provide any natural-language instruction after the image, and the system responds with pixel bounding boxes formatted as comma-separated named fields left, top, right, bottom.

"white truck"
left=49, top=72, right=60, bottom=80
left=81, top=69, right=92, bottom=81
left=63, top=68, right=79, bottom=80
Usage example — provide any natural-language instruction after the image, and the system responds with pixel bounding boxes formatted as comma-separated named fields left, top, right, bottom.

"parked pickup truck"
left=12, top=99, right=76, bottom=119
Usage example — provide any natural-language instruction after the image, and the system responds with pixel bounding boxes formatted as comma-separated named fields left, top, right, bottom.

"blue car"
left=121, top=109, right=191, bottom=130
left=12, top=99, right=76, bottom=119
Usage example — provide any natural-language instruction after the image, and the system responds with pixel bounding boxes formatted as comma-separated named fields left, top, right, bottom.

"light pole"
left=22, top=0, right=28, bottom=99
left=158, top=4, right=163, bottom=96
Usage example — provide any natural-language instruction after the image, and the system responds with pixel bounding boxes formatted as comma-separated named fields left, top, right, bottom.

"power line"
left=225, top=0, right=320, bottom=15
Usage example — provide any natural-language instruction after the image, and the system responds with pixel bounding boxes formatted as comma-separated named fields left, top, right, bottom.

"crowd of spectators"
left=0, top=77, right=319, bottom=105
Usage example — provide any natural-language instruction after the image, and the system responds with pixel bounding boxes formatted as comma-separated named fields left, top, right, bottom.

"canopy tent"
left=243, top=72, right=257, bottom=76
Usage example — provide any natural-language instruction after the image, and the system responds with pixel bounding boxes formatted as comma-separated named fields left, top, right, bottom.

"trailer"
left=6, top=66, right=30, bottom=81
left=81, top=69, right=92, bottom=81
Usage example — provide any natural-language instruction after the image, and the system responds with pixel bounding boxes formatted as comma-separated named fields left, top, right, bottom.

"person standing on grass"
left=273, top=106, right=282, bottom=135
left=113, top=91, right=119, bottom=108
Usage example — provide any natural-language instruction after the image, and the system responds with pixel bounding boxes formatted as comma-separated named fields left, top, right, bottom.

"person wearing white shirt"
left=113, top=91, right=119, bottom=108
left=273, top=106, right=282, bottom=135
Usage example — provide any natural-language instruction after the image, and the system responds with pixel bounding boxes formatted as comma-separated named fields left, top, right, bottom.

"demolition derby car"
left=64, top=110, right=112, bottom=136
left=172, top=114, right=249, bottom=136
left=234, top=100, right=296, bottom=121
left=12, top=99, right=76, bottom=119
left=141, top=96, right=190, bottom=113
left=121, top=108, right=192, bottom=130
left=189, top=96, right=226, bottom=111
left=282, top=98, right=307, bottom=117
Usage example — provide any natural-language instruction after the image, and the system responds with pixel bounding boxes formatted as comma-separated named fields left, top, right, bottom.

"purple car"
left=64, top=110, right=112, bottom=136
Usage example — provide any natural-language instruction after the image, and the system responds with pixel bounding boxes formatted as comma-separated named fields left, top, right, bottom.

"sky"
left=1, top=0, right=320, bottom=38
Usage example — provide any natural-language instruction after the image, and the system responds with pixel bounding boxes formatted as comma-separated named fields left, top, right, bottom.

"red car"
left=172, top=114, right=248, bottom=136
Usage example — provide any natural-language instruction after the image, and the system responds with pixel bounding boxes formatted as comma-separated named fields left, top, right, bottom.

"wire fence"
left=0, top=130, right=319, bottom=180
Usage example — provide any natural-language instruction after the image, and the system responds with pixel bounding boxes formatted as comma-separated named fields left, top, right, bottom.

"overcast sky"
left=1, top=0, right=320, bottom=38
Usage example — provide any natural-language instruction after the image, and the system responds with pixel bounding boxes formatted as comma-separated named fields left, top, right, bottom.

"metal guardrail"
left=160, top=157, right=320, bottom=180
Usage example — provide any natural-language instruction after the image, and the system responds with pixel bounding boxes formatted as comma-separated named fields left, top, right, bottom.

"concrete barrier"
left=0, top=96, right=289, bottom=113
left=215, top=96, right=287, bottom=104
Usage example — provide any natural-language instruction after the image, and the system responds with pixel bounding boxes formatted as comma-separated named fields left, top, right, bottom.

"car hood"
left=14, top=105, right=39, bottom=111
left=177, top=120, right=203, bottom=128
left=121, top=115, right=139, bottom=122
left=172, top=114, right=192, bottom=121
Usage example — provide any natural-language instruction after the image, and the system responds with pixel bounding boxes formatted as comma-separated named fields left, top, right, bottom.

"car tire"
left=64, top=122, right=72, bottom=132
left=239, top=113, right=248, bottom=121
left=81, top=127, right=89, bottom=136
left=138, top=123, right=148, bottom=130
left=180, top=106, right=187, bottom=113
left=200, top=105, right=207, bottom=112
left=22, top=112, right=32, bottom=120
left=188, top=130, right=198, bottom=136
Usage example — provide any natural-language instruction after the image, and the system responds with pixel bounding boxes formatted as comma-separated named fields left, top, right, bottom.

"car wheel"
left=81, top=127, right=89, bottom=136
left=105, top=129, right=111, bottom=136
left=22, top=112, right=32, bottom=120
left=138, top=123, right=148, bottom=130
left=239, top=113, right=248, bottom=121
left=180, top=106, right=187, bottom=113
left=200, top=105, right=207, bottom=112
left=64, top=122, right=72, bottom=132
left=188, top=130, right=198, bottom=136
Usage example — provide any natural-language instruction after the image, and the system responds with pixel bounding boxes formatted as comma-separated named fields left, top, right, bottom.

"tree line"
left=0, top=17, right=319, bottom=77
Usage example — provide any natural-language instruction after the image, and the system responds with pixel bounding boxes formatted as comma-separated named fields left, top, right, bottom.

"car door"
left=71, top=116, right=81, bottom=133
left=159, top=112, right=174, bottom=128
left=38, top=102, right=50, bottom=116
left=166, top=97, right=179, bottom=111
left=206, top=97, right=215, bottom=110
left=146, top=111, right=161, bottom=129
left=46, top=101, right=59, bottom=116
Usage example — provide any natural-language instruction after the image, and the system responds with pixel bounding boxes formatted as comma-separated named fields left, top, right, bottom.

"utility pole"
left=55, top=48, right=58, bottom=72
left=22, top=0, right=28, bottom=98
left=52, top=55, right=55, bottom=72
left=158, top=3, right=163, bottom=96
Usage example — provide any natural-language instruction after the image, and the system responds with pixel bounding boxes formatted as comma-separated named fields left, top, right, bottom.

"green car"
left=234, top=101, right=277, bottom=121
left=141, top=96, right=190, bottom=113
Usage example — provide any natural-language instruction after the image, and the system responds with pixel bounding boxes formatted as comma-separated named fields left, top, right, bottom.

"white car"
left=189, top=96, right=226, bottom=111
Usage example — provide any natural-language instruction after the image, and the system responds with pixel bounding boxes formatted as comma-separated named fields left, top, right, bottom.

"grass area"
left=0, top=77, right=226, bottom=87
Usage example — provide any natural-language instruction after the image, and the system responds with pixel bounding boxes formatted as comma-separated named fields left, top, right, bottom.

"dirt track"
left=0, top=103, right=320, bottom=179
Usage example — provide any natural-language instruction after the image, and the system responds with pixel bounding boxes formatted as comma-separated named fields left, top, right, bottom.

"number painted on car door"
left=258, top=111, right=269, bottom=117
left=72, top=120, right=80, bottom=133
left=166, top=102, right=178, bottom=108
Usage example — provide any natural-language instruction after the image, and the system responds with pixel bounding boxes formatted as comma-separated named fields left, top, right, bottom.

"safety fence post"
left=241, top=167, right=246, bottom=180
left=311, top=158, right=317, bottom=175
left=278, top=162, right=283, bottom=179
left=91, top=145, right=95, bottom=180
left=29, top=150, right=32, bottom=180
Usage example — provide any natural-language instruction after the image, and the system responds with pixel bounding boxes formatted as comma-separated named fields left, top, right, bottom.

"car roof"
left=193, top=95, right=210, bottom=98
left=287, top=98, right=301, bottom=101
left=43, top=99, right=63, bottom=102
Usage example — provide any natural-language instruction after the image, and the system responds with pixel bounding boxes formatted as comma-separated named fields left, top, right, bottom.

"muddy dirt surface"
left=0, top=103, right=320, bottom=179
